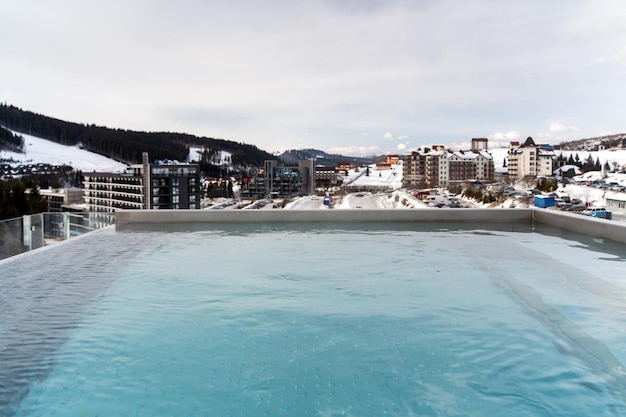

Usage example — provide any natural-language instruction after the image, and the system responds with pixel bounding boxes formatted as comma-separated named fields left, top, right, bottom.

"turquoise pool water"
left=1, top=223, right=626, bottom=416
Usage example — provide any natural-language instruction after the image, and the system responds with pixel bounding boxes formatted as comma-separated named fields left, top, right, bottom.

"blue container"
left=534, top=195, right=555, bottom=208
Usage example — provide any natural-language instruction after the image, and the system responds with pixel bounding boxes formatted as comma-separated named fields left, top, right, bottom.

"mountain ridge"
left=277, top=148, right=372, bottom=166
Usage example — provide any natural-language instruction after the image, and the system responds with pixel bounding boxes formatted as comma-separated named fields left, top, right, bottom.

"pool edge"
left=115, top=208, right=626, bottom=244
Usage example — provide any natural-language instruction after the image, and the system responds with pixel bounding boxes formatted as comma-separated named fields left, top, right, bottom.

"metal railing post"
left=63, top=212, right=70, bottom=240
left=22, top=214, right=32, bottom=251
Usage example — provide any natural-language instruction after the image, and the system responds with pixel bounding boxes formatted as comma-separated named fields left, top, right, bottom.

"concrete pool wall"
left=115, top=208, right=626, bottom=244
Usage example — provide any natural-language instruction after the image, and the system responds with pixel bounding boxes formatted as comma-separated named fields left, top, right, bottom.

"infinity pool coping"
left=115, top=208, right=626, bottom=244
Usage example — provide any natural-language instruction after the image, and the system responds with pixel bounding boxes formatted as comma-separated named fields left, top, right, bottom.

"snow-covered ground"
left=284, top=190, right=428, bottom=210
left=1, top=129, right=128, bottom=172
left=342, top=162, right=403, bottom=190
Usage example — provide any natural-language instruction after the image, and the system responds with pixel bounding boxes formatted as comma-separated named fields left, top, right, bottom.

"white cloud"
left=328, top=145, right=380, bottom=157
left=384, top=132, right=393, bottom=140
left=549, top=123, right=579, bottom=134
left=397, top=143, right=407, bottom=151
left=492, top=131, right=520, bottom=141
left=613, top=47, right=626, bottom=66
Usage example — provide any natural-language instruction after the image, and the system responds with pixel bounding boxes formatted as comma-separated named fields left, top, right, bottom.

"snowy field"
left=1, top=130, right=128, bottom=172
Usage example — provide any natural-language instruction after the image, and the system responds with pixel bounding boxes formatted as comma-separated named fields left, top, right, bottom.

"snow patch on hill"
left=1, top=129, right=128, bottom=172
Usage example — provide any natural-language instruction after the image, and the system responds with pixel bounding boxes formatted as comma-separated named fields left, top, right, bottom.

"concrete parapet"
left=116, top=208, right=530, bottom=226
left=115, top=208, right=626, bottom=243
left=532, top=209, right=626, bottom=243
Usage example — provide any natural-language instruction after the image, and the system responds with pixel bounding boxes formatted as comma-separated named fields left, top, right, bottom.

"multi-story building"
left=83, top=171, right=146, bottom=212
left=402, top=147, right=446, bottom=188
left=315, top=165, right=340, bottom=190
left=507, top=137, right=554, bottom=179
left=150, top=161, right=200, bottom=209
left=447, top=150, right=494, bottom=184
left=402, top=143, right=494, bottom=188
left=471, top=138, right=489, bottom=152
left=83, top=152, right=200, bottom=212
left=38, top=188, right=84, bottom=212
left=241, top=159, right=316, bottom=199
left=375, top=155, right=401, bottom=171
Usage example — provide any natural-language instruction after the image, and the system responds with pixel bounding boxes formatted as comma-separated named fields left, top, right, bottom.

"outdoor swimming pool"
left=1, top=222, right=626, bottom=416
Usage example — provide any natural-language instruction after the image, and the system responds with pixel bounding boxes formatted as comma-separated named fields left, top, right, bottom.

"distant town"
left=5, top=136, right=622, bottom=218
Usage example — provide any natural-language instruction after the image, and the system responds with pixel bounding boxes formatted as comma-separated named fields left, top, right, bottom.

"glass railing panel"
left=0, top=212, right=116, bottom=261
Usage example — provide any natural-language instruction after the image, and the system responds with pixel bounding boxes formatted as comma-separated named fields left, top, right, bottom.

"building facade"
left=150, top=162, right=200, bottom=210
left=507, top=137, right=555, bottom=179
left=402, top=144, right=494, bottom=189
left=606, top=192, right=626, bottom=215
left=241, top=159, right=316, bottom=199
left=38, top=188, right=84, bottom=212
left=447, top=150, right=494, bottom=183
left=83, top=153, right=200, bottom=212
left=471, top=138, right=489, bottom=151
left=402, top=147, right=446, bottom=188
left=315, top=165, right=340, bottom=190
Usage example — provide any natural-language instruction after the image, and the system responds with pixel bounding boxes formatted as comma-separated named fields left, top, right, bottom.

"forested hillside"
left=0, top=126, right=24, bottom=153
left=278, top=148, right=371, bottom=166
left=0, top=104, right=273, bottom=167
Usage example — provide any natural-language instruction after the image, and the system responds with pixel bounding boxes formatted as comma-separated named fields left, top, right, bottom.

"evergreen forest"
left=0, top=178, right=48, bottom=221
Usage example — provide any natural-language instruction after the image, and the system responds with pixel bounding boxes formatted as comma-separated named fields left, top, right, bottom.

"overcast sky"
left=2, top=0, right=625, bottom=156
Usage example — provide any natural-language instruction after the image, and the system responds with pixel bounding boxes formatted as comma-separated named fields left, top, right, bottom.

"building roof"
left=605, top=191, right=626, bottom=202
left=538, top=148, right=555, bottom=157
left=553, top=165, right=581, bottom=175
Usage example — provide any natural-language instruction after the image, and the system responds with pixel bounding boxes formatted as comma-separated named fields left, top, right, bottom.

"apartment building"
left=448, top=150, right=494, bottom=183
left=38, top=188, right=84, bottom=212
left=241, top=159, right=315, bottom=199
left=402, top=143, right=494, bottom=188
left=402, top=147, right=446, bottom=188
left=315, top=165, right=340, bottom=189
left=83, top=152, right=200, bottom=212
left=507, top=137, right=554, bottom=179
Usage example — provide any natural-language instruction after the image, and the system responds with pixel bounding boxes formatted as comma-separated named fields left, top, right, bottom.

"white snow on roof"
left=553, top=165, right=581, bottom=175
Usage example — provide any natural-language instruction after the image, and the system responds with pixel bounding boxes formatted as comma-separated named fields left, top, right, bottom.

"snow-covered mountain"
left=1, top=129, right=128, bottom=172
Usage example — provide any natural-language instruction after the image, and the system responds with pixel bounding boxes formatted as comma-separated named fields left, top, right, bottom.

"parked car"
left=581, top=207, right=607, bottom=216
left=590, top=210, right=611, bottom=219
left=562, top=204, right=586, bottom=212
